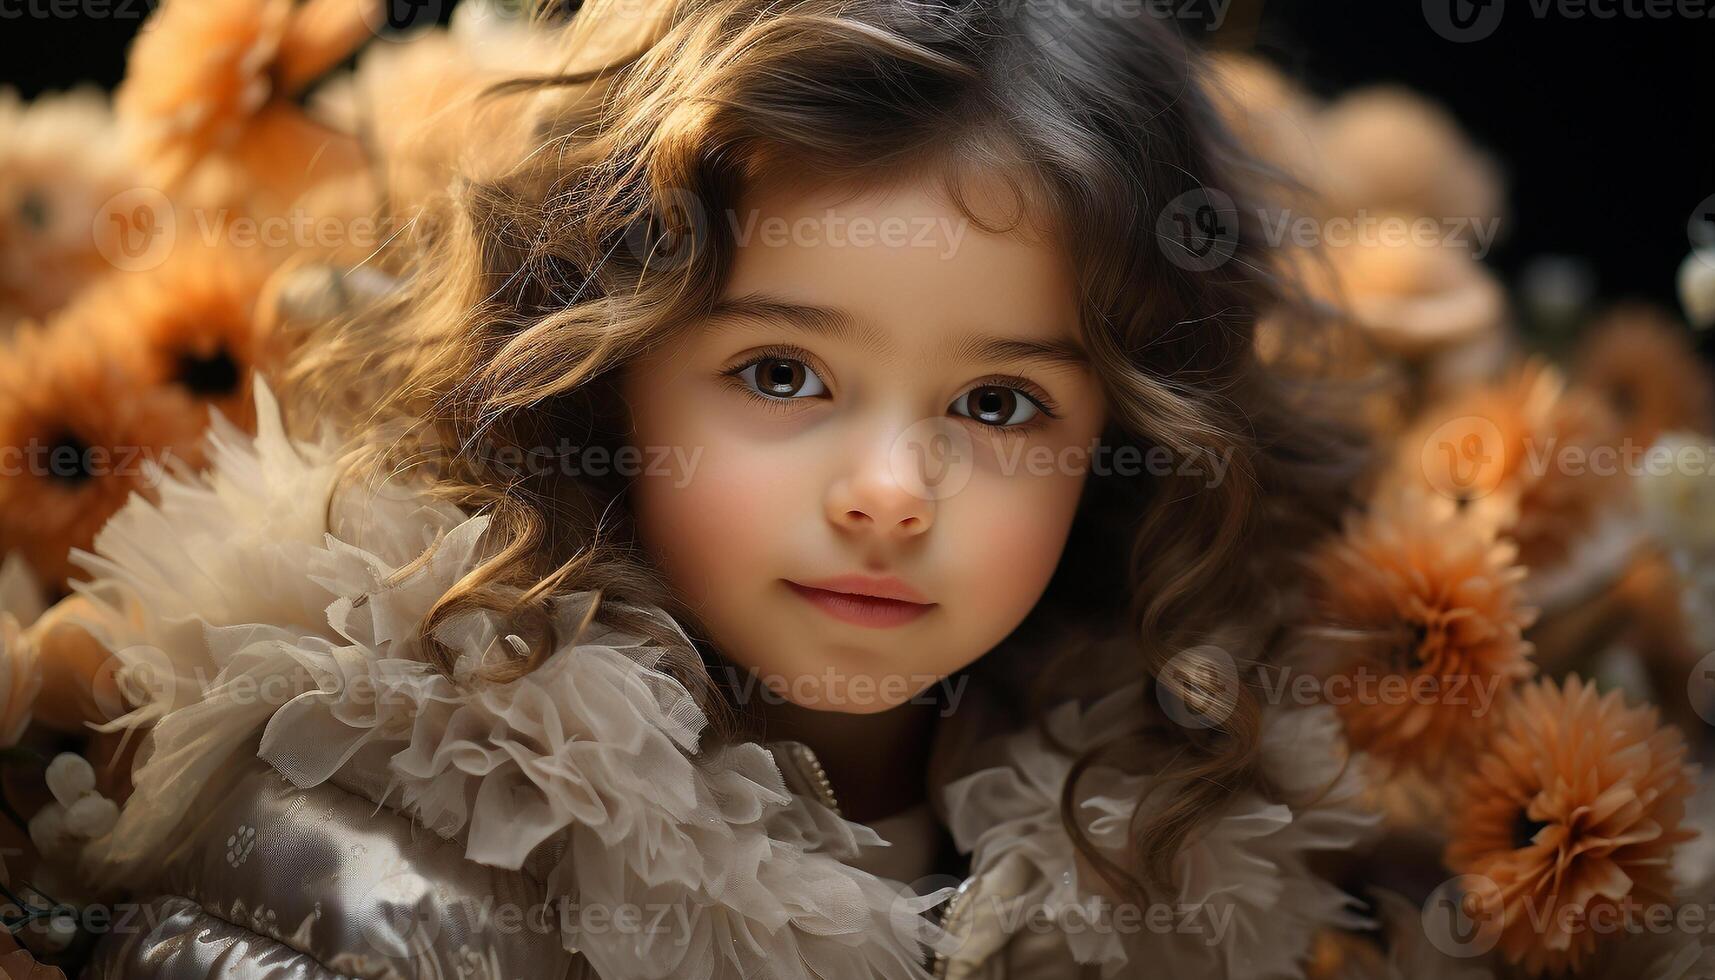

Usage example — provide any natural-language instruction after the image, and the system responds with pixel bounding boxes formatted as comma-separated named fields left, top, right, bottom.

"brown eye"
left=739, top=357, right=826, bottom=399
left=952, top=384, right=1040, bottom=427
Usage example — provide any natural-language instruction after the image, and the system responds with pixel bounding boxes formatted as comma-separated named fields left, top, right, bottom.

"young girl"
left=45, top=0, right=1373, bottom=977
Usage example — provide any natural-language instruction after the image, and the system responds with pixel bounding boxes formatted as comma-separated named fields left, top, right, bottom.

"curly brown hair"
left=288, top=0, right=1364, bottom=898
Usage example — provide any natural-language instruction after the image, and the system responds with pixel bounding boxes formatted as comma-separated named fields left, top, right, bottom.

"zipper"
left=928, top=875, right=977, bottom=979
left=777, top=739, right=980, bottom=979
left=783, top=740, right=842, bottom=816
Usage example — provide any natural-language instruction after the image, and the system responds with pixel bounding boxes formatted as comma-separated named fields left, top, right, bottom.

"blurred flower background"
left=0, top=0, right=1711, bottom=977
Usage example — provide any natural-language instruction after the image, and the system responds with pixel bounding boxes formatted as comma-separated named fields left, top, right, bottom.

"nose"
left=825, top=448, right=935, bottom=540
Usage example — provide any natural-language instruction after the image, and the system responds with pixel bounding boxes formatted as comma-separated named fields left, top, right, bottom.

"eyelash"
left=719, top=345, right=1061, bottom=432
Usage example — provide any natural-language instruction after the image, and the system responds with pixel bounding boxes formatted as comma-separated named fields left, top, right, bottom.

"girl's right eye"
left=735, top=356, right=828, bottom=399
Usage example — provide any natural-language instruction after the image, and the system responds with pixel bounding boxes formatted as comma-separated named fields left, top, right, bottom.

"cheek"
left=627, top=403, right=807, bottom=607
left=938, top=465, right=1089, bottom=641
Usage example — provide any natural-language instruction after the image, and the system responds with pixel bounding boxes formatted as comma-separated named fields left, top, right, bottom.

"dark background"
left=1, top=0, right=1709, bottom=311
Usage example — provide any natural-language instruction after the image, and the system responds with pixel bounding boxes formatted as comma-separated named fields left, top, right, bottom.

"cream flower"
left=1681, top=251, right=1715, bottom=330
left=311, top=2, right=564, bottom=220
left=1316, top=86, right=1504, bottom=229
left=1634, top=430, right=1715, bottom=649
left=1321, top=231, right=1508, bottom=360
left=0, top=87, right=136, bottom=329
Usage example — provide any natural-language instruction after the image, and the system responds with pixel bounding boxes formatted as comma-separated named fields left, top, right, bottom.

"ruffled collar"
left=64, top=380, right=1387, bottom=980
left=67, top=381, right=953, bottom=980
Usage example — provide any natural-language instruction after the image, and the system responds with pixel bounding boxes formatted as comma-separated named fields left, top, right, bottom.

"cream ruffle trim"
left=68, top=381, right=951, bottom=980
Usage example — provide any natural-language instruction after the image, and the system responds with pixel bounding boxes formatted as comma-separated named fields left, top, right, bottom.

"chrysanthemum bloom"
left=0, top=321, right=195, bottom=590
left=0, top=88, right=138, bottom=329
left=1388, top=361, right=1625, bottom=572
left=1316, top=86, right=1505, bottom=230
left=1305, top=491, right=1536, bottom=776
left=0, top=245, right=272, bottom=589
left=1320, top=227, right=1508, bottom=362
left=309, top=2, right=567, bottom=220
left=1574, top=304, right=1714, bottom=447
left=117, top=0, right=368, bottom=194
left=67, top=242, right=278, bottom=431
left=1444, top=675, right=1697, bottom=976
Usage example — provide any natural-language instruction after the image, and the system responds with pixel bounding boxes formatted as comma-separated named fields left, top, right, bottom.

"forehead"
left=721, top=173, right=1082, bottom=351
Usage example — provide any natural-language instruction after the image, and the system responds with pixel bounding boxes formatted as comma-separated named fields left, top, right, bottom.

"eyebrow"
left=705, top=291, right=1089, bottom=368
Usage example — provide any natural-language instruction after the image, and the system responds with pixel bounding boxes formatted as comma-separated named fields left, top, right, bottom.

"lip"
left=784, top=576, right=935, bottom=628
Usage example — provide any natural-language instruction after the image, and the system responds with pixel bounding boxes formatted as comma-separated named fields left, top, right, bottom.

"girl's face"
left=623, top=174, right=1106, bottom=713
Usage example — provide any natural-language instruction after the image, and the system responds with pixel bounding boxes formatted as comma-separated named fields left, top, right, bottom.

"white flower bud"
left=43, top=912, right=77, bottom=950
left=45, top=752, right=95, bottom=807
left=1681, top=251, right=1715, bottom=330
left=27, top=802, right=70, bottom=857
left=65, top=793, right=118, bottom=838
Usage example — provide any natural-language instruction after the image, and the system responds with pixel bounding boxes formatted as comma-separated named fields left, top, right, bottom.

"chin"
left=752, top=654, right=941, bottom=714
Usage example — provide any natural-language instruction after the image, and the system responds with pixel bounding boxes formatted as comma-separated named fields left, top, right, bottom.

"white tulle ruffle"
left=67, top=381, right=950, bottom=980
left=940, top=687, right=1379, bottom=980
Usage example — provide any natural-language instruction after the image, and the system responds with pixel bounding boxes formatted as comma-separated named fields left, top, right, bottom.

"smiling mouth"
left=783, top=580, right=935, bottom=629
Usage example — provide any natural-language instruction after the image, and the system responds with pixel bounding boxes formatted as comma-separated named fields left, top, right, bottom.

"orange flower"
left=0, top=88, right=138, bottom=328
left=1386, top=361, right=1625, bottom=572
left=0, top=243, right=274, bottom=588
left=1574, top=304, right=1714, bottom=447
left=1306, top=490, right=1536, bottom=776
left=117, top=0, right=368, bottom=193
left=85, top=242, right=278, bottom=431
left=311, top=13, right=560, bottom=219
left=1445, top=675, right=1697, bottom=976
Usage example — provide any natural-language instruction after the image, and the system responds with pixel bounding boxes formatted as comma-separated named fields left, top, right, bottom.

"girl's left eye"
left=950, top=385, right=1042, bottom=427
left=737, top=357, right=828, bottom=399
